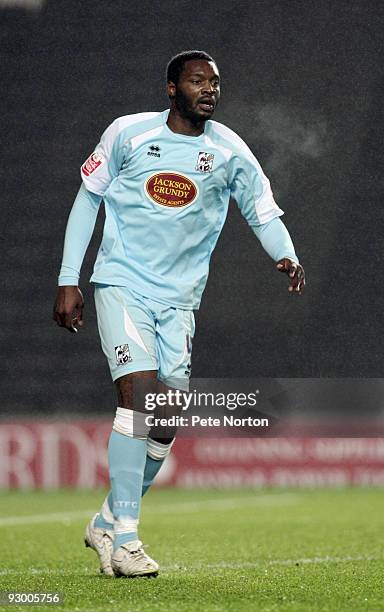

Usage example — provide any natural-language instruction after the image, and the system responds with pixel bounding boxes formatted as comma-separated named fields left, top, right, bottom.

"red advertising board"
left=1, top=421, right=384, bottom=488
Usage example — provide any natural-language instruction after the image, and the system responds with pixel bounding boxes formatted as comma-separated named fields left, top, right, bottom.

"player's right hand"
left=53, top=286, right=84, bottom=333
left=276, top=258, right=305, bottom=295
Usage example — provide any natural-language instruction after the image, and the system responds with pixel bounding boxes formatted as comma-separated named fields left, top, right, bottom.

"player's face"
left=169, top=60, right=220, bottom=122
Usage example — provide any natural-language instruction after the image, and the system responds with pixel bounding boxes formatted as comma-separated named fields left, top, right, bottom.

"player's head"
left=166, top=50, right=220, bottom=122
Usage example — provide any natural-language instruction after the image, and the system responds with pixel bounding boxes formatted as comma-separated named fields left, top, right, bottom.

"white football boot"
left=111, top=540, right=159, bottom=578
left=84, top=514, right=114, bottom=577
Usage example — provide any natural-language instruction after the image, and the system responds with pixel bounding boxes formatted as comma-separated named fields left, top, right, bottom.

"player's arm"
left=53, top=117, right=127, bottom=332
left=53, top=184, right=102, bottom=333
left=229, top=145, right=305, bottom=295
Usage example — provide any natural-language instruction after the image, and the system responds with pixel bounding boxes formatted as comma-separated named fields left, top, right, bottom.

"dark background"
left=1, top=0, right=383, bottom=414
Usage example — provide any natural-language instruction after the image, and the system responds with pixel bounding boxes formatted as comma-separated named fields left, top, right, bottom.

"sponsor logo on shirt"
left=81, top=151, right=104, bottom=176
left=115, top=344, right=133, bottom=365
left=145, top=172, right=198, bottom=208
left=196, top=151, right=214, bottom=173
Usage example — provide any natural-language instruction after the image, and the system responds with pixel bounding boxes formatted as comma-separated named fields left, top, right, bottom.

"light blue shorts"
left=94, top=284, right=195, bottom=390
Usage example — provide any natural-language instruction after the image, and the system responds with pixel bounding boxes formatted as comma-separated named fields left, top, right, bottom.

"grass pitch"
left=0, top=488, right=383, bottom=611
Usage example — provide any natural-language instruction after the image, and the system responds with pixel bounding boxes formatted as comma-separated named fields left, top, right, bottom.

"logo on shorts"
left=145, top=172, right=198, bottom=208
left=81, top=151, right=105, bottom=176
left=196, top=151, right=214, bottom=173
left=115, top=344, right=133, bottom=365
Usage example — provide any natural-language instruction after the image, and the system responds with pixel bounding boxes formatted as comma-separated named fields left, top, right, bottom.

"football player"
left=53, top=50, right=305, bottom=577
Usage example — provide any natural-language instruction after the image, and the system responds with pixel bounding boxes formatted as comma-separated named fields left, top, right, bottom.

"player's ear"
left=167, top=80, right=176, bottom=99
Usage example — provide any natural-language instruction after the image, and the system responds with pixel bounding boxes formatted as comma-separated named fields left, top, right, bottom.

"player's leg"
left=109, top=371, right=159, bottom=577
left=110, top=371, right=155, bottom=550
left=94, top=405, right=175, bottom=506
left=141, top=302, right=195, bottom=495
left=85, top=284, right=159, bottom=577
left=92, top=297, right=194, bottom=510
left=108, top=298, right=194, bottom=502
left=87, top=373, right=159, bottom=577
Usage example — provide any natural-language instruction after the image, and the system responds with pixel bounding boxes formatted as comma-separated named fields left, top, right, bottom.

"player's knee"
left=112, top=407, right=152, bottom=440
left=115, top=370, right=158, bottom=412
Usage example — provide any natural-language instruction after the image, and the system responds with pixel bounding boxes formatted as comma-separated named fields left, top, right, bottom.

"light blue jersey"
left=59, top=109, right=296, bottom=308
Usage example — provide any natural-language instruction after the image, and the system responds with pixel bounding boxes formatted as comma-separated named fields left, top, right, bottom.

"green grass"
left=0, top=488, right=383, bottom=611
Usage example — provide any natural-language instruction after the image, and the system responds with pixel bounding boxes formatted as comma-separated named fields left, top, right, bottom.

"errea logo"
left=147, top=144, right=161, bottom=158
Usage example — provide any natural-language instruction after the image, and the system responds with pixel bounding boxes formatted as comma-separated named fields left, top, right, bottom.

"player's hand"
left=53, top=286, right=84, bottom=333
left=276, top=258, right=305, bottom=295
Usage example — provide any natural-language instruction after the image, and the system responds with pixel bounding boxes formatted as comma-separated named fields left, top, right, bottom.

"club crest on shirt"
left=195, top=151, right=214, bottom=173
left=81, top=151, right=105, bottom=176
left=145, top=172, right=198, bottom=208
left=115, top=344, right=133, bottom=365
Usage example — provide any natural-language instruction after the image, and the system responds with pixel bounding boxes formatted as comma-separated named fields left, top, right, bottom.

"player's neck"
left=167, top=110, right=206, bottom=137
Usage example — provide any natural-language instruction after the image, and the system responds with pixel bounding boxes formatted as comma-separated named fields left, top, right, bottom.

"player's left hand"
left=276, top=258, right=305, bottom=295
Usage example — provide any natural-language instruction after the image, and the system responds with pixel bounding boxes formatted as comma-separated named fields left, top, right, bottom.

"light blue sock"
left=97, top=440, right=170, bottom=530
left=108, top=430, right=147, bottom=551
left=142, top=456, right=165, bottom=496
left=94, top=492, right=114, bottom=530
left=94, top=514, right=113, bottom=530
left=100, top=457, right=165, bottom=520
